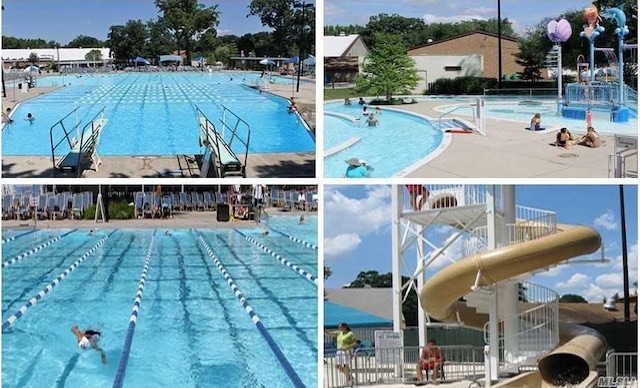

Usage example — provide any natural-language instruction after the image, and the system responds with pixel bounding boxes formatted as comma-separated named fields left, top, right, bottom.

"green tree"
left=560, top=294, right=589, bottom=303
left=356, top=34, right=420, bottom=101
left=248, top=0, right=315, bottom=57
left=107, top=20, right=148, bottom=64
left=214, top=44, right=235, bottom=67
left=146, top=18, right=177, bottom=60
left=361, top=14, right=429, bottom=50
left=66, top=35, right=105, bottom=48
left=154, top=0, right=219, bottom=64
left=28, top=52, right=39, bottom=64
left=84, top=49, right=103, bottom=65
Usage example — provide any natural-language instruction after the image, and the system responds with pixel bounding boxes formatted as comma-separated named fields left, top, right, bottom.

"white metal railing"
left=605, top=351, right=638, bottom=380
left=437, top=105, right=476, bottom=131
left=461, top=205, right=556, bottom=256
left=483, top=282, right=559, bottom=371
left=324, top=345, right=485, bottom=388
left=401, top=185, right=487, bottom=212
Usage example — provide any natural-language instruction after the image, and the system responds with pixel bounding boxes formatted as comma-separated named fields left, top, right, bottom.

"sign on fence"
left=374, top=330, right=403, bottom=364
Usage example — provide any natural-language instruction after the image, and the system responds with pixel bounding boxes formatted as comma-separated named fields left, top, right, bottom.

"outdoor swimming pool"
left=3, top=72, right=315, bottom=156
left=324, top=102, right=444, bottom=177
left=434, top=101, right=638, bottom=135
left=2, top=223, right=317, bottom=387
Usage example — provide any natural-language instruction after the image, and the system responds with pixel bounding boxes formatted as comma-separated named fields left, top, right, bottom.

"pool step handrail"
left=51, top=106, right=108, bottom=177
left=113, top=233, right=156, bottom=388
left=195, top=105, right=248, bottom=178
left=195, top=231, right=306, bottom=388
left=437, top=105, right=476, bottom=132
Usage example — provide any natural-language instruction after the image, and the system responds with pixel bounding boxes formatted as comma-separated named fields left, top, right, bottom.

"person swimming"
left=71, top=325, right=107, bottom=364
left=299, top=215, right=305, bottom=225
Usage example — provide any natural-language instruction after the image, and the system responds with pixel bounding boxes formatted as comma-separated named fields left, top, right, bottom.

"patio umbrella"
left=134, top=56, right=151, bottom=65
left=303, top=55, right=315, bottom=65
left=23, top=65, right=39, bottom=73
left=259, top=58, right=275, bottom=66
left=285, top=56, right=299, bottom=64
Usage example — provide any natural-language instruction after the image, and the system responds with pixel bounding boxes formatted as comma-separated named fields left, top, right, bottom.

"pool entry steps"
left=196, top=105, right=250, bottom=178
left=50, top=106, right=108, bottom=177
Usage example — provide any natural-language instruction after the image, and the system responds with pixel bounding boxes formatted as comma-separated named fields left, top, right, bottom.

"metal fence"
left=401, top=185, right=488, bottom=213
left=606, top=351, right=638, bottom=380
left=324, top=345, right=485, bottom=388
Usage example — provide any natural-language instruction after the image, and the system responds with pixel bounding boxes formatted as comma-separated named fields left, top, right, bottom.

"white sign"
left=374, top=330, right=403, bottom=364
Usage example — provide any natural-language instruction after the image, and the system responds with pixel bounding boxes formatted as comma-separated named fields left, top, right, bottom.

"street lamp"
left=294, top=1, right=313, bottom=93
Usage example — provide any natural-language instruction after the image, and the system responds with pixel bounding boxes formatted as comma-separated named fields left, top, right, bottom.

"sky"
left=324, top=185, right=638, bottom=304
left=325, top=0, right=598, bottom=35
left=0, top=0, right=316, bottom=45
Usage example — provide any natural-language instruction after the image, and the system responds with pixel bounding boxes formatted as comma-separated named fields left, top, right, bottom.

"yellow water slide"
left=419, top=223, right=608, bottom=386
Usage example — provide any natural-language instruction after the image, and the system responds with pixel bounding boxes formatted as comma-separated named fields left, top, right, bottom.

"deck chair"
left=72, top=193, right=84, bottom=219
left=203, top=192, right=214, bottom=211
left=143, top=192, right=153, bottom=218
left=171, top=193, right=181, bottom=212
left=46, top=193, right=59, bottom=220
left=2, top=194, right=12, bottom=220
left=37, top=195, right=47, bottom=219
left=190, top=192, right=200, bottom=211
left=305, top=192, right=318, bottom=211
left=181, top=192, right=193, bottom=211
left=134, top=192, right=144, bottom=218
left=161, top=194, right=172, bottom=218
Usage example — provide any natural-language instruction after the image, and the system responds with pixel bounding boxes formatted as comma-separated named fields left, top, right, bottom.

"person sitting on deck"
left=2, top=108, right=14, bottom=124
left=288, top=99, right=297, bottom=114
left=555, top=127, right=574, bottom=148
left=415, top=339, right=444, bottom=386
left=529, top=113, right=542, bottom=131
left=577, top=126, right=600, bottom=148
left=71, top=325, right=107, bottom=364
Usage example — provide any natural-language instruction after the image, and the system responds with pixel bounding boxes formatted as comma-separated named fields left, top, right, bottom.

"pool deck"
left=2, top=208, right=311, bottom=230
left=391, top=100, right=635, bottom=178
left=2, top=72, right=316, bottom=178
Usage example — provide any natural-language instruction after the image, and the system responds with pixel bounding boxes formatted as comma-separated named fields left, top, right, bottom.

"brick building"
left=407, top=30, right=523, bottom=92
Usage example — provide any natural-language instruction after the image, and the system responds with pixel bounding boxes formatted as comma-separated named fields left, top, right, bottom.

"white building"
left=2, top=47, right=112, bottom=68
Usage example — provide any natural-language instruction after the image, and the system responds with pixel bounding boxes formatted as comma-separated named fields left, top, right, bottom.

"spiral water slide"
left=419, top=223, right=607, bottom=387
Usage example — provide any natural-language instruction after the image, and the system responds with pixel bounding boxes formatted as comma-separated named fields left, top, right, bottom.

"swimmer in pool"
left=299, top=215, right=305, bottom=225
left=71, top=325, right=107, bottom=364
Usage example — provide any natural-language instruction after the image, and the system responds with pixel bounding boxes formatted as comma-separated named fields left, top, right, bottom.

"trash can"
left=17, top=83, right=22, bottom=90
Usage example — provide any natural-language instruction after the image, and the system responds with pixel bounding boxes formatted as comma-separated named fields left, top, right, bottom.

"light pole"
left=294, top=1, right=313, bottom=93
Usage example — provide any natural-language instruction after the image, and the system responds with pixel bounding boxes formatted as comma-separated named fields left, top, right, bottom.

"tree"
left=66, top=35, right=105, bottom=48
left=107, top=20, right=148, bottom=64
left=154, top=0, right=219, bottom=64
left=248, top=0, right=315, bottom=57
left=213, top=44, right=235, bottom=67
left=28, top=52, right=39, bottom=64
left=356, top=34, right=420, bottom=101
left=560, top=294, right=588, bottom=303
left=514, top=31, right=546, bottom=83
left=84, top=49, right=103, bottom=65
left=146, top=19, right=177, bottom=61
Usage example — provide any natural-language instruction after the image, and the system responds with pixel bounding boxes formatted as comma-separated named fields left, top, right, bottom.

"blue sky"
left=324, top=185, right=638, bottom=303
left=325, top=0, right=599, bottom=35
left=1, top=0, right=315, bottom=44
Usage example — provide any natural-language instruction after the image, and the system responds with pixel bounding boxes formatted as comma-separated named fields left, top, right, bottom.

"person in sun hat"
left=71, top=325, right=107, bottom=364
left=345, top=158, right=372, bottom=178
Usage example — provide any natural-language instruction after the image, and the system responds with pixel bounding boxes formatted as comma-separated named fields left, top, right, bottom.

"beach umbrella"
left=285, top=56, right=299, bottom=64
left=259, top=58, right=275, bottom=66
left=23, top=65, right=39, bottom=73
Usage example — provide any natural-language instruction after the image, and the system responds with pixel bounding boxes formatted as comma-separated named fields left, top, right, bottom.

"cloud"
left=421, top=13, right=489, bottom=24
left=325, top=234, right=362, bottom=258
left=537, top=264, right=568, bottom=277
left=459, top=7, right=495, bottom=17
left=324, top=185, right=391, bottom=238
left=324, top=3, right=345, bottom=17
left=595, top=273, right=624, bottom=288
left=593, top=210, right=618, bottom=231
left=216, top=28, right=231, bottom=36
left=556, top=273, right=590, bottom=289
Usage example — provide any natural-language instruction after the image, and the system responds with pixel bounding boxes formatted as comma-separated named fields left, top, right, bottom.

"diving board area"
left=195, top=105, right=250, bottom=178
left=50, top=106, right=107, bottom=177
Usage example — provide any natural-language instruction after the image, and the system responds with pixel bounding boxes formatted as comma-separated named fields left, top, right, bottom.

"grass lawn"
left=324, top=87, right=359, bottom=101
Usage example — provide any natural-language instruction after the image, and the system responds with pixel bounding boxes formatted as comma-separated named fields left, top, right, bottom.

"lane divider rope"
left=2, top=230, right=115, bottom=331
left=112, top=232, right=156, bottom=388
left=234, top=229, right=317, bottom=286
left=2, top=229, right=37, bottom=244
left=196, top=231, right=306, bottom=388
left=269, top=227, right=317, bottom=251
left=2, top=229, right=77, bottom=268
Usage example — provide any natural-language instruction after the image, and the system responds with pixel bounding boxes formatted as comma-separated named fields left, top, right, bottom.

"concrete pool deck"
left=2, top=208, right=314, bottom=230
left=391, top=100, right=636, bottom=178
left=2, top=72, right=316, bottom=178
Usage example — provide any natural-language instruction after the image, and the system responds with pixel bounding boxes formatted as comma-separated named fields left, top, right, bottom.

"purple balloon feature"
left=547, top=19, right=572, bottom=42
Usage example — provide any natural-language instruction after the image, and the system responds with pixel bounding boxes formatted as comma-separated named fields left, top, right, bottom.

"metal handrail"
left=220, top=104, right=251, bottom=170
left=50, top=106, right=83, bottom=169
left=437, top=105, right=476, bottom=131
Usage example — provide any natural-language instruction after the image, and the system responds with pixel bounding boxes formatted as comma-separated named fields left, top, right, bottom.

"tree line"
left=3, top=0, right=315, bottom=67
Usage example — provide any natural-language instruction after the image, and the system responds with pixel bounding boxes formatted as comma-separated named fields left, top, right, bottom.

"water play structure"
left=558, top=4, right=636, bottom=123
left=392, top=185, right=608, bottom=386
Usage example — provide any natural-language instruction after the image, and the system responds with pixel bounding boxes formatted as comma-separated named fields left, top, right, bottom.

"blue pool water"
left=3, top=73, right=315, bottom=156
left=434, top=101, right=638, bottom=135
left=2, top=223, right=317, bottom=387
left=324, top=102, right=444, bottom=177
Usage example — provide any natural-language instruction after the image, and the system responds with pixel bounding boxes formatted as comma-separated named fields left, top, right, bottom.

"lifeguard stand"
left=391, top=185, right=583, bottom=380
